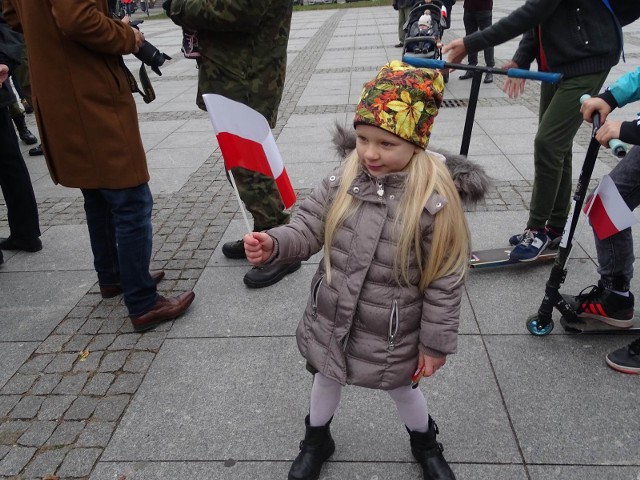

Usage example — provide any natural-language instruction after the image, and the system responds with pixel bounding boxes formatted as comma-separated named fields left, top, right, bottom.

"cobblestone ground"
left=0, top=9, right=636, bottom=479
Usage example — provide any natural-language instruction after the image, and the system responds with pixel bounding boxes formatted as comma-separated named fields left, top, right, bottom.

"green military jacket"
left=167, top=0, right=293, bottom=127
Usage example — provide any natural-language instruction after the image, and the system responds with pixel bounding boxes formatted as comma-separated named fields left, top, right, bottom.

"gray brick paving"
left=1, top=3, right=640, bottom=479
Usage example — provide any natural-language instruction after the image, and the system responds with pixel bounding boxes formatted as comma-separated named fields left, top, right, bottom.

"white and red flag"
left=203, top=94, right=296, bottom=209
left=583, top=174, right=637, bottom=240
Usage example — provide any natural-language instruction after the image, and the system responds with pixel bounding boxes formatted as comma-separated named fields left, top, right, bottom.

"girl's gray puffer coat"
left=267, top=168, right=464, bottom=391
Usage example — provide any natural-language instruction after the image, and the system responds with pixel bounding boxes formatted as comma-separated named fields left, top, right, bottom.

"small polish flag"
left=583, top=174, right=637, bottom=240
left=202, top=94, right=296, bottom=209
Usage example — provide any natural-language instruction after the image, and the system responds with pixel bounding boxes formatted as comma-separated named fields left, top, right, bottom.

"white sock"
left=610, top=289, right=630, bottom=297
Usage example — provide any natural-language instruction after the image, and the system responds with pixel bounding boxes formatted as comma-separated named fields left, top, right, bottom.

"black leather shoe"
left=99, top=270, right=166, bottom=299
left=29, top=145, right=43, bottom=156
left=18, top=127, right=37, bottom=145
left=21, top=98, right=33, bottom=114
left=244, top=261, right=301, bottom=288
left=0, top=236, right=42, bottom=252
left=483, top=73, right=493, bottom=83
left=459, top=70, right=474, bottom=80
left=395, top=42, right=404, bottom=48
left=130, top=291, right=195, bottom=332
left=222, top=239, right=247, bottom=259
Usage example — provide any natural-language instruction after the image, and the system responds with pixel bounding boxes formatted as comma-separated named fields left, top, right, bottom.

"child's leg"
left=289, top=373, right=339, bottom=480
left=387, top=384, right=429, bottom=432
left=309, top=372, right=342, bottom=426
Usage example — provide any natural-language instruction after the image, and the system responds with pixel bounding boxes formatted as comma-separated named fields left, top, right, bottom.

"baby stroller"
left=402, top=1, right=449, bottom=82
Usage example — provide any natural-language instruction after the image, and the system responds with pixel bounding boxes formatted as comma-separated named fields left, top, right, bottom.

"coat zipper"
left=388, top=300, right=399, bottom=351
left=311, top=276, right=324, bottom=320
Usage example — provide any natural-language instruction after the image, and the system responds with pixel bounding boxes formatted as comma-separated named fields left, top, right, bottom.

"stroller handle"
left=580, top=95, right=628, bottom=158
left=402, top=57, right=562, bottom=84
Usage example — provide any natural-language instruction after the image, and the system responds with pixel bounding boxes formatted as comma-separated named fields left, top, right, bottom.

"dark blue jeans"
left=81, top=184, right=158, bottom=317
left=594, top=146, right=640, bottom=292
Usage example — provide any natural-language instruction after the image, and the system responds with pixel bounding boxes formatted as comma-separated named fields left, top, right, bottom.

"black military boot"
left=408, top=416, right=456, bottom=480
left=12, top=114, right=37, bottom=145
left=288, top=415, right=335, bottom=480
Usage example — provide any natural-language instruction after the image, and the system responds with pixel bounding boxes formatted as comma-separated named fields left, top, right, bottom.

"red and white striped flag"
left=583, top=174, right=637, bottom=240
left=203, top=94, right=296, bottom=209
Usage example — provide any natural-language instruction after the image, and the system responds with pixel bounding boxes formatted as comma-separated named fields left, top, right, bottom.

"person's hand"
left=595, top=120, right=622, bottom=147
left=0, top=64, right=8, bottom=87
left=499, top=61, right=525, bottom=98
left=442, top=38, right=467, bottom=66
left=413, top=352, right=447, bottom=385
left=243, top=231, right=274, bottom=265
left=132, top=28, right=145, bottom=52
left=503, top=78, right=526, bottom=98
left=581, top=97, right=612, bottom=124
left=121, top=16, right=145, bottom=52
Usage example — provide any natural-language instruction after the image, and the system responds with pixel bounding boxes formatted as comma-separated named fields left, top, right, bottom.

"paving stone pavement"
left=1, top=3, right=640, bottom=480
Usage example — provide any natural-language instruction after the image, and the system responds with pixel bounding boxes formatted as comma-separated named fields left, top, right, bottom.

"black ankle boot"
left=288, top=415, right=335, bottom=480
left=408, top=416, right=456, bottom=480
left=12, top=114, right=37, bottom=145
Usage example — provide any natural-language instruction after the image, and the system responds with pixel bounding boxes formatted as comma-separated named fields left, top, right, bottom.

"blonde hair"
left=323, top=150, right=470, bottom=290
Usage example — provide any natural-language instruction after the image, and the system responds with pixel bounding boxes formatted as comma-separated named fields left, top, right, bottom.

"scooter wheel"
left=526, top=315, right=554, bottom=336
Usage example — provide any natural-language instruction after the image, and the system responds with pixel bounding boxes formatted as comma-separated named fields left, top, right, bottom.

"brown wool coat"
left=267, top=169, right=464, bottom=390
left=4, top=0, right=149, bottom=189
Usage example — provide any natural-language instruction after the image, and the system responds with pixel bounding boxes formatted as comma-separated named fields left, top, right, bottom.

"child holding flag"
left=563, top=67, right=640, bottom=375
left=244, top=61, right=469, bottom=480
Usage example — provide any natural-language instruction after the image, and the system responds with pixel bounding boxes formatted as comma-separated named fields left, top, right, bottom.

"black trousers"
left=0, top=106, right=40, bottom=240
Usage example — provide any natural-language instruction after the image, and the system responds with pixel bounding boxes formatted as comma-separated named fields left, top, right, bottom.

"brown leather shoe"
left=99, top=270, right=166, bottom=299
left=130, top=291, right=195, bottom=332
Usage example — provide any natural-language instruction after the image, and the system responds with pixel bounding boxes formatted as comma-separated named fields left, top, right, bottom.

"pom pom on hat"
left=354, top=60, right=444, bottom=149
left=418, top=14, right=431, bottom=25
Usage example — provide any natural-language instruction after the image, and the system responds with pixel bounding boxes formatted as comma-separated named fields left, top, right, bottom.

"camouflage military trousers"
left=229, top=167, right=290, bottom=231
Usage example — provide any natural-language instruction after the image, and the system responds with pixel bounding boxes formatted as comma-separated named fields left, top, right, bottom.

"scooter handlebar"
left=580, top=94, right=628, bottom=158
left=506, top=68, right=561, bottom=84
left=401, top=57, right=562, bottom=83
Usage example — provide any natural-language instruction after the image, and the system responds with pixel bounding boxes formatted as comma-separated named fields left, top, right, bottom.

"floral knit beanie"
left=354, top=60, right=444, bottom=149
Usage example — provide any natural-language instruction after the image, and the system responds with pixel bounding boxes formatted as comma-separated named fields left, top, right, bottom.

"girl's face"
left=355, top=124, right=420, bottom=177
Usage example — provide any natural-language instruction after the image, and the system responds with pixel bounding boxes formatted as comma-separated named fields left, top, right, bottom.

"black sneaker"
left=562, top=281, right=635, bottom=328
left=606, top=337, right=640, bottom=374
left=221, top=239, right=246, bottom=259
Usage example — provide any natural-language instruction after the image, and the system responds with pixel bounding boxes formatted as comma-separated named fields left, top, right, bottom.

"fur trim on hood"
left=332, top=123, right=491, bottom=205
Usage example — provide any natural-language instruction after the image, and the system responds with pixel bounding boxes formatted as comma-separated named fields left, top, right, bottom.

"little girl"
left=244, top=61, right=469, bottom=480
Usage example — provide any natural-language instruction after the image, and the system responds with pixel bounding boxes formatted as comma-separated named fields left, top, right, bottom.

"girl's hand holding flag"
left=243, top=232, right=274, bottom=265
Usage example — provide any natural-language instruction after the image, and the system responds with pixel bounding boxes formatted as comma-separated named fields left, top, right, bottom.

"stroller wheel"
left=526, top=315, right=554, bottom=336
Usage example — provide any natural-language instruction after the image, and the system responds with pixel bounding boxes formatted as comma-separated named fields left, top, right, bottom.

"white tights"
left=308, top=373, right=429, bottom=433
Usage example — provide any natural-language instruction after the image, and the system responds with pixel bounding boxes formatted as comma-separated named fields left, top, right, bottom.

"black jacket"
left=463, top=0, right=622, bottom=79
left=0, top=16, right=23, bottom=108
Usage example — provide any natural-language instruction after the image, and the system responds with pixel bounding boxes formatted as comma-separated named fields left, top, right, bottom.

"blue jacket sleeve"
left=607, top=67, right=640, bottom=108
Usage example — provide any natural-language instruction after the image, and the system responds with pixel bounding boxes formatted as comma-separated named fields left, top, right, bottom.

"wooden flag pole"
left=228, top=169, right=253, bottom=234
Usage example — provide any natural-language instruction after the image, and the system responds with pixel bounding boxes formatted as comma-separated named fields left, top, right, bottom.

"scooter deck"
left=560, top=316, right=640, bottom=334
left=469, top=247, right=558, bottom=269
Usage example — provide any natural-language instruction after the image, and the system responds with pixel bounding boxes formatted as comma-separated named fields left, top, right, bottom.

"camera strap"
left=118, top=57, right=156, bottom=104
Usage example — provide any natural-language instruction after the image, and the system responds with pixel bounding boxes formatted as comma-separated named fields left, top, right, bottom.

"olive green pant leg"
left=14, top=45, right=32, bottom=105
left=398, top=7, right=411, bottom=43
left=230, top=167, right=290, bottom=231
left=527, top=71, right=609, bottom=230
